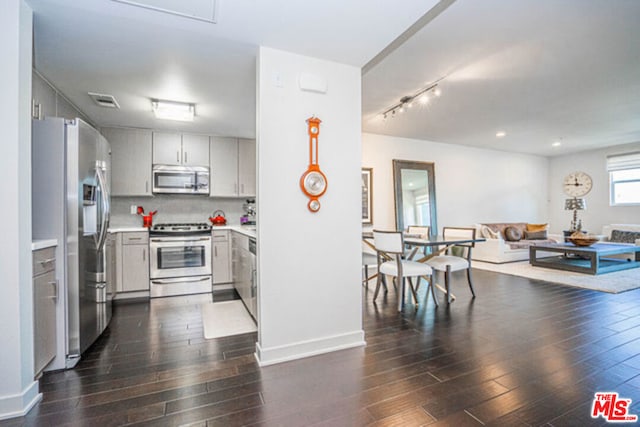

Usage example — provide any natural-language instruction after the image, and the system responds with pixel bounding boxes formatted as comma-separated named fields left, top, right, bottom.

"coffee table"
left=530, top=243, right=640, bottom=275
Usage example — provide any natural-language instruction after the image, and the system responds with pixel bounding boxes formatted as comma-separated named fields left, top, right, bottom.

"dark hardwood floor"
left=4, top=270, right=640, bottom=426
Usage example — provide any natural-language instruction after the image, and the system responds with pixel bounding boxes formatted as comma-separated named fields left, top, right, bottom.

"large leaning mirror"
left=393, top=160, right=437, bottom=235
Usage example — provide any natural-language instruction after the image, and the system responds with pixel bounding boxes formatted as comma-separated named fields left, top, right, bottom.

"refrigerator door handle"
left=95, top=163, right=110, bottom=252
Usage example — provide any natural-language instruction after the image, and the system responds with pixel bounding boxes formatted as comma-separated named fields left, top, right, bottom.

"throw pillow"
left=480, top=225, right=500, bottom=239
left=610, top=230, right=640, bottom=244
left=524, top=230, right=548, bottom=240
left=504, top=226, right=523, bottom=242
left=526, top=223, right=548, bottom=232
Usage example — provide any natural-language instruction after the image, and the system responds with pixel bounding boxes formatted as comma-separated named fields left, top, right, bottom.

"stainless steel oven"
left=149, top=223, right=212, bottom=297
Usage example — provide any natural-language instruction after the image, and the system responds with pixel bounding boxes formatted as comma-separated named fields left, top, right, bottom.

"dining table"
left=362, top=231, right=486, bottom=310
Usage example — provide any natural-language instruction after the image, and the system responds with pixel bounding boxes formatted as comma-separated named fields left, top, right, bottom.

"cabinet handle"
left=128, top=237, right=142, bottom=241
left=145, top=181, right=149, bottom=193
left=39, top=257, right=55, bottom=265
left=177, top=151, right=180, bottom=163
left=215, top=246, right=218, bottom=257
left=143, top=248, right=146, bottom=262
left=184, top=151, right=188, bottom=163
left=49, top=280, right=58, bottom=301
left=241, top=184, right=244, bottom=194
left=234, top=183, right=237, bottom=194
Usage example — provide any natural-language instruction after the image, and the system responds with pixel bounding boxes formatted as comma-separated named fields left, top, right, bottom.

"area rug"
left=472, top=260, right=640, bottom=294
left=201, top=300, right=257, bottom=339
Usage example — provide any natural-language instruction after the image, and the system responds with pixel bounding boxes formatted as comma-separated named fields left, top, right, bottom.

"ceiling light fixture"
left=151, top=99, right=195, bottom=122
left=552, top=139, right=562, bottom=147
left=496, top=131, right=506, bottom=138
left=381, top=83, right=441, bottom=120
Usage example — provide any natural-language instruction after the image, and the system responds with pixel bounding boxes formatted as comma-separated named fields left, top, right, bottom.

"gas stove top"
left=150, top=222, right=211, bottom=235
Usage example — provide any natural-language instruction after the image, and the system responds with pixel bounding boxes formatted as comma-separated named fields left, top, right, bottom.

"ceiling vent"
left=88, top=92, right=120, bottom=109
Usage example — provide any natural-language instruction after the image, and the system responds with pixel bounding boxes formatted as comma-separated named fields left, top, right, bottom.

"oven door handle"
left=151, top=277, right=211, bottom=285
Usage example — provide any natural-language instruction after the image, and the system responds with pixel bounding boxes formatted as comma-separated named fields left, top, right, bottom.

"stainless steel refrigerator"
left=32, top=117, right=112, bottom=369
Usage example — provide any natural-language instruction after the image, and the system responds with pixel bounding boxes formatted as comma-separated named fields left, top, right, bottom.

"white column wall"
left=362, top=133, right=550, bottom=231
left=0, top=0, right=40, bottom=420
left=548, top=142, right=640, bottom=234
left=255, top=47, right=364, bottom=365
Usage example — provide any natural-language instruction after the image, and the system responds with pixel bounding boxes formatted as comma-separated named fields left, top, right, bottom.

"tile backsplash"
left=111, top=195, right=249, bottom=227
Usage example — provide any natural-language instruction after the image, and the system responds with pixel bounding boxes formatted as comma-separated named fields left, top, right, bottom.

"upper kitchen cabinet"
left=209, top=137, right=256, bottom=197
left=210, top=136, right=239, bottom=197
left=238, top=138, right=256, bottom=197
left=182, top=134, right=210, bottom=167
left=153, top=132, right=209, bottom=167
left=103, top=127, right=152, bottom=196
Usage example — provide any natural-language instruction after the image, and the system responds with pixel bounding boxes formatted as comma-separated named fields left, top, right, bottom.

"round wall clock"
left=300, top=116, right=327, bottom=212
left=563, top=171, right=592, bottom=197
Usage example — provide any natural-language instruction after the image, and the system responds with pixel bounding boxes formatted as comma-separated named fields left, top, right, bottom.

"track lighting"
left=381, top=83, right=442, bottom=120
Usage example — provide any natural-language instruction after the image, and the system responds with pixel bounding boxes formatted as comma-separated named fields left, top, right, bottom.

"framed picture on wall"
left=362, top=168, right=373, bottom=224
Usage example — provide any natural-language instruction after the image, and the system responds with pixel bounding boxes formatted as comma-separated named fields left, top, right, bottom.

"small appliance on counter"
left=241, top=199, right=256, bottom=225
left=136, top=206, right=158, bottom=228
left=209, top=210, right=227, bottom=226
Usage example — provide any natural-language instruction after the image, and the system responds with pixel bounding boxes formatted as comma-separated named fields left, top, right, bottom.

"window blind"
left=607, top=152, right=640, bottom=171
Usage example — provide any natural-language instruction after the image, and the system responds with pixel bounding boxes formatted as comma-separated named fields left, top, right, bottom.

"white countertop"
left=109, top=227, right=148, bottom=233
left=32, top=239, right=58, bottom=251
left=108, top=225, right=256, bottom=238
left=212, top=225, right=257, bottom=239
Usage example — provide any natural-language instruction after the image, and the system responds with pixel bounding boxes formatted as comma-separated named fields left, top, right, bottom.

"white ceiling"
left=29, top=0, right=437, bottom=138
left=362, top=0, right=640, bottom=156
left=28, top=0, right=640, bottom=156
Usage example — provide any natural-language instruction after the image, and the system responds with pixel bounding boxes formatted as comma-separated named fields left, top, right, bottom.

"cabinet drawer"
left=122, top=232, right=149, bottom=245
left=212, top=230, right=229, bottom=241
left=33, top=247, right=56, bottom=276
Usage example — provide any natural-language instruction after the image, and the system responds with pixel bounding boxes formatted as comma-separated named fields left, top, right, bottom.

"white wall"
left=549, top=142, right=640, bottom=234
left=0, top=0, right=40, bottom=419
left=362, top=133, right=550, bottom=232
left=256, top=47, right=364, bottom=365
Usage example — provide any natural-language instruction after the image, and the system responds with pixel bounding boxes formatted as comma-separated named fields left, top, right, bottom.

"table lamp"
left=564, top=197, right=586, bottom=232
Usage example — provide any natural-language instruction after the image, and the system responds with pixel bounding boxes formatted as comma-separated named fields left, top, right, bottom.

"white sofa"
left=471, top=223, right=561, bottom=264
left=601, top=224, right=640, bottom=245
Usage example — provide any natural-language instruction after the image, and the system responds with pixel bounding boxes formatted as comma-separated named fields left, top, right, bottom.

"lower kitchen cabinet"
left=232, top=231, right=257, bottom=319
left=121, top=231, right=150, bottom=292
left=33, top=246, right=57, bottom=377
left=212, top=229, right=231, bottom=284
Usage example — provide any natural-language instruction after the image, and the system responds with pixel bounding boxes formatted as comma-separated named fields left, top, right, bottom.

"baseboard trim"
left=254, top=330, right=366, bottom=366
left=0, top=380, right=41, bottom=420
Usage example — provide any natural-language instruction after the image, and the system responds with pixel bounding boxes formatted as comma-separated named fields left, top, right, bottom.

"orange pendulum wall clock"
left=300, top=116, right=327, bottom=212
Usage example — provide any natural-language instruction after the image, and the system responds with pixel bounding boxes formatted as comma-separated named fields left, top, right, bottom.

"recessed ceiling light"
left=496, top=131, right=506, bottom=138
left=151, top=99, right=195, bottom=122
left=552, top=141, right=562, bottom=147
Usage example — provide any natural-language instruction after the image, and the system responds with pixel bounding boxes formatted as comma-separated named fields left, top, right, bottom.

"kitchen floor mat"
left=201, top=300, right=257, bottom=339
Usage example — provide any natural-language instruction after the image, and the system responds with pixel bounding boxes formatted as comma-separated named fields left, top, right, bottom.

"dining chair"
left=373, top=230, right=435, bottom=310
left=362, top=251, right=378, bottom=288
left=425, top=227, right=477, bottom=304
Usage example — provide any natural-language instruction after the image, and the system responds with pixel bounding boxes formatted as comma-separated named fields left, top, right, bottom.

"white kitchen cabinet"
left=153, top=132, right=182, bottom=165
left=212, top=229, right=231, bottom=284
left=120, top=232, right=150, bottom=292
left=103, top=127, right=153, bottom=196
left=209, top=136, right=239, bottom=197
left=153, top=132, right=209, bottom=167
left=210, top=137, right=255, bottom=197
left=33, top=246, right=57, bottom=377
left=182, top=134, right=210, bottom=167
left=238, top=138, right=256, bottom=197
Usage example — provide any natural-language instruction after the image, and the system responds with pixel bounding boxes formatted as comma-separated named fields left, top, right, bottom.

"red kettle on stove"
left=209, top=210, right=227, bottom=226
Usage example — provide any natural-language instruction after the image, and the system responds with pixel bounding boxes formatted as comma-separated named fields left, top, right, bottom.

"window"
left=607, top=152, right=640, bottom=205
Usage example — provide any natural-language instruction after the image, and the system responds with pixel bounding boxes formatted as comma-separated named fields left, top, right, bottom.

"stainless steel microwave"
left=152, top=165, right=209, bottom=195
